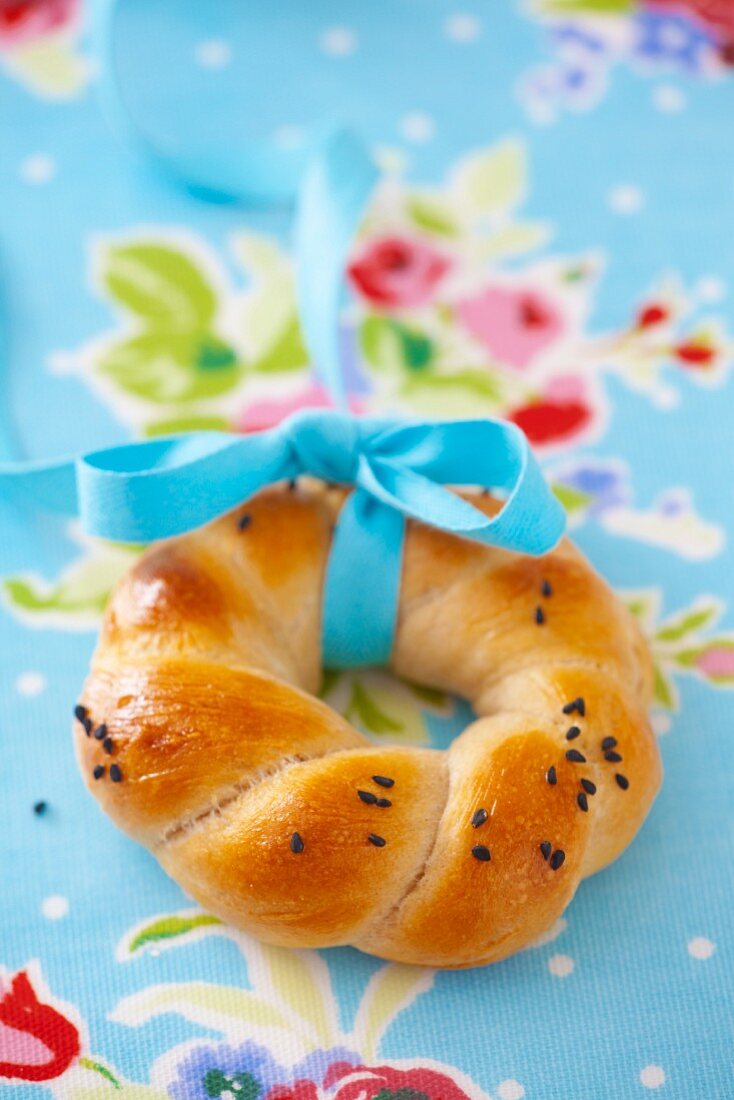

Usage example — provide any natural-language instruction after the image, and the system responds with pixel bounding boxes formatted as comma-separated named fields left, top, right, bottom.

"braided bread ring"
left=75, top=482, right=661, bottom=968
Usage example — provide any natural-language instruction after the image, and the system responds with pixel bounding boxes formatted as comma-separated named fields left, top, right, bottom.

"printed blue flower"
left=166, top=1041, right=361, bottom=1100
left=633, top=10, right=716, bottom=72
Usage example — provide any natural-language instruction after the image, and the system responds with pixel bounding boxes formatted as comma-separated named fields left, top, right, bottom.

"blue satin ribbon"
left=0, top=0, right=566, bottom=668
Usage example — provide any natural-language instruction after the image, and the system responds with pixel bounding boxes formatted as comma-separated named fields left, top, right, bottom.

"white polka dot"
left=41, top=896, right=69, bottom=920
left=319, top=26, right=357, bottom=58
left=444, top=13, right=482, bottom=43
left=652, top=713, right=671, bottom=736
left=651, top=385, right=680, bottom=411
left=548, top=953, right=575, bottom=978
left=652, top=85, right=686, bottom=113
left=497, top=1081, right=525, bottom=1100
left=273, top=125, right=305, bottom=150
left=696, top=276, right=727, bottom=303
left=194, top=39, right=232, bottom=69
left=19, top=154, right=56, bottom=185
left=640, top=1065, right=666, bottom=1089
left=688, top=936, right=716, bottom=960
left=400, top=112, right=435, bottom=144
left=16, top=671, right=46, bottom=697
left=608, top=185, right=644, bottom=215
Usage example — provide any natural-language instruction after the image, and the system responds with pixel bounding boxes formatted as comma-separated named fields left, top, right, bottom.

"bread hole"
left=318, top=667, right=476, bottom=751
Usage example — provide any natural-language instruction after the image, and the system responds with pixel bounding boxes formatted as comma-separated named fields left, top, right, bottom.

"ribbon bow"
left=0, top=409, right=564, bottom=667
left=0, top=3, right=566, bottom=668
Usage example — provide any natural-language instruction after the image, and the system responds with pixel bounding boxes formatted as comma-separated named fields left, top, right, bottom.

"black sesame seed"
left=33, top=801, right=47, bottom=816
left=109, top=764, right=123, bottom=783
left=288, top=478, right=297, bottom=491
left=372, top=775, right=395, bottom=788
left=547, top=765, right=558, bottom=785
left=541, top=579, right=553, bottom=597
left=237, top=513, right=252, bottom=531
left=368, top=833, right=386, bottom=847
left=534, top=606, right=545, bottom=625
left=83, top=717, right=93, bottom=734
left=102, top=737, right=114, bottom=754
left=605, top=750, right=622, bottom=763
left=601, top=736, right=617, bottom=751
left=357, top=789, right=378, bottom=805
left=375, top=797, right=392, bottom=808
left=580, top=778, right=597, bottom=795
left=471, top=844, right=491, bottom=862
left=562, top=697, right=585, bottom=717
left=566, top=749, right=586, bottom=763
left=577, top=792, right=589, bottom=812
left=615, top=773, right=629, bottom=790
left=74, top=704, right=88, bottom=726
left=540, top=840, right=552, bottom=860
left=565, top=726, right=581, bottom=740
left=550, top=849, right=566, bottom=871
left=471, top=808, right=489, bottom=828
left=290, top=832, right=304, bottom=854
left=93, top=723, right=107, bottom=741
left=93, top=765, right=105, bottom=780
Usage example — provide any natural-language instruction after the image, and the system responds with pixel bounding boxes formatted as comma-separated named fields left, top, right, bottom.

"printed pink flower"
left=692, top=643, right=734, bottom=681
left=0, top=970, right=80, bottom=1082
left=237, top=382, right=364, bottom=434
left=0, top=0, right=79, bottom=49
left=457, top=284, right=566, bottom=369
left=325, top=1062, right=476, bottom=1100
left=348, top=237, right=451, bottom=309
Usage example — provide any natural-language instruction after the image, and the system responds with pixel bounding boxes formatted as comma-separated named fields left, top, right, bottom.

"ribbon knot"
left=286, top=409, right=366, bottom=485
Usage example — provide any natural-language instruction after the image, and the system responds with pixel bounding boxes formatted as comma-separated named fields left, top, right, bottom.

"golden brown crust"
left=75, top=481, right=662, bottom=967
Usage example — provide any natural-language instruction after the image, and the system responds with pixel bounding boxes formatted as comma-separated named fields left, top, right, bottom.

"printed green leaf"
left=348, top=681, right=404, bottom=734
left=360, top=317, right=434, bottom=374
left=78, top=1058, right=122, bottom=1090
left=652, top=663, right=678, bottom=711
left=354, top=965, right=434, bottom=1062
left=453, top=141, right=526, bottom=219
left=406, top=194, right=461, bottom=237
left=655, top=603, right=720, bottom=643
left=257, top=945, right=332, bottom=1045
left=319, top=668, right=341, bottom=697
left=98, top=331, right=245, bottom=403
left=536, top=0, right=633, bottom=12
left=144, top=414, right=231, bottom=437
left=402, top=368, right=502, bottom=401
left=101, top=243, right=217, bottom=330
left=3, top=577, right=109, bottom=616
left=551, top=482, right=594, bottom=515
left=251, top=316, right=309, bottom=373
left=128, top=914, right=223, bottom=954
left=480, top=221, right=551, bottom=261
left=111, top=982, right=296, bottom=1037
left=406, top=681, right=451, bottom=710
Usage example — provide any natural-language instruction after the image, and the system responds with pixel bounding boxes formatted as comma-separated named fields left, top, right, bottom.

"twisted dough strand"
left=75, top=482, right=661, bottom=967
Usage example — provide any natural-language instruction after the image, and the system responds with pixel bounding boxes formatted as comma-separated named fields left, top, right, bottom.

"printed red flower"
left=636, top=303, right=669, bottom=329
left=348, top=237, right=451, bottom=309
left=267, top=1080, right=320, bottom=1100
left=324, top=1062, right=475, bottom=1100
left=509, top=397, right=592, bottom=446
left=0, top=0, right=79, bottom=49
left=0, top=970, right=80, bottom=1082
left=673, top=340, right=717, bottom=366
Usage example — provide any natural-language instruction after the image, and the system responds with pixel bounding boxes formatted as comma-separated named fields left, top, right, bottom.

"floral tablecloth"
left=1, top=1, right=733, bottom=1097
